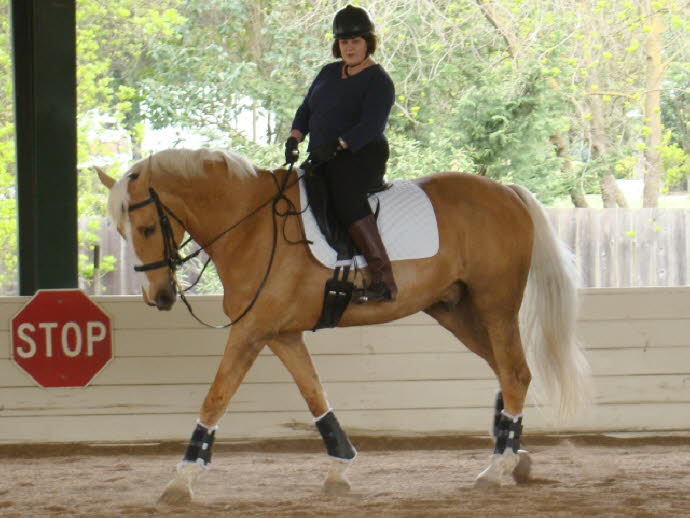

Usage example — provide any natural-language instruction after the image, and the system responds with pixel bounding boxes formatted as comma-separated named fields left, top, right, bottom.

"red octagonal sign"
left=11, top=290, right=113, bottom=387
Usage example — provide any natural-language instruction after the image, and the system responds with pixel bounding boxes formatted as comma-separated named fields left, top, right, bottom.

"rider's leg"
left=347, top=214, right=397, bottom=301
left=323, top=141, right=397, bottom=301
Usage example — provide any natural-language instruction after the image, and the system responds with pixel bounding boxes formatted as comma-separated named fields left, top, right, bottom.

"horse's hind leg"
left=425, top=298, right=497, bottom=371
left=425, top=297, right=532, bottom=486
left=268, top=332, right=356, bottom=495
left=474, top=305, right=532, bottom=487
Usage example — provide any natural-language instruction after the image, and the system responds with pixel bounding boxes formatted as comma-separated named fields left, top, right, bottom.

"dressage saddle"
left=302, top=159, right=390, bottom=262
left=301, top=159, right=391, bottom=330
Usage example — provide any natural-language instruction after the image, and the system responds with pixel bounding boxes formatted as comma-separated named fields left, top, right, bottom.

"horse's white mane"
left=132, top=148, right=257, bottom=180
left=107, top=148, right=257, bottom=227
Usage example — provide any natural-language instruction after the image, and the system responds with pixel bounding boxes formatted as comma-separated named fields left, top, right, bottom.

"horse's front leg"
left=159, top=330, right=263, bottom=505
left=268, top=332, right=356, bottom=495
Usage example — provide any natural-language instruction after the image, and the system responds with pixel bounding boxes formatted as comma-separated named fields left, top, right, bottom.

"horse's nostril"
left=155, top=292, right=174, bottom=311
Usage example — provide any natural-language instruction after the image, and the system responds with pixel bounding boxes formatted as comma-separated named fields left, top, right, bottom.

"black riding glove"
left=284, top=136, right=299, bottom=165
left=311, top=139, right=343, bottom=164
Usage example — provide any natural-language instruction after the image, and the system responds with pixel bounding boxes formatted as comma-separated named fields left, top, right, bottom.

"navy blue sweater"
left=291, top=61, right=395, bottom=153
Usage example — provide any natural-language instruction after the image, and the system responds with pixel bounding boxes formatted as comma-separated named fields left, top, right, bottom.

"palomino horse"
left=97, top=148, right=590, bottom=503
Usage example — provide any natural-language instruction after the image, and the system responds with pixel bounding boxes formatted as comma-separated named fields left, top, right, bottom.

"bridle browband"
left=126, top=166, right=307, bottom=328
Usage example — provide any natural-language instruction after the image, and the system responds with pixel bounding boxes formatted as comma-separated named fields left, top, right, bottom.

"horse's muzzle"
left=154, top=289, right=176, bottom=311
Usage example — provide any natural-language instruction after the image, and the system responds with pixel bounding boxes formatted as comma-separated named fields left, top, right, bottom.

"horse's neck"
left=175, top=169, right=276, bottom=258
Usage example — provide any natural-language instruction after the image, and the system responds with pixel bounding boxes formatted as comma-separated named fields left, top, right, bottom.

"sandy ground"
left=0, top=435, right=689, bottom=517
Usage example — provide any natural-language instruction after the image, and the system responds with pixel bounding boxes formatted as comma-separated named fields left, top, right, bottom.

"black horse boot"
left=348, top=214, right=398, bottom=302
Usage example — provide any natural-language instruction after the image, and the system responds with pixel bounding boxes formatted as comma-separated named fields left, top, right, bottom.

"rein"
left=127, top=166, right=305, bottom=329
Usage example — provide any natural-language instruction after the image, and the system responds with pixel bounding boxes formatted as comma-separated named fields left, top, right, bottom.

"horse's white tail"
left=510, top=185, right=591, bottom=420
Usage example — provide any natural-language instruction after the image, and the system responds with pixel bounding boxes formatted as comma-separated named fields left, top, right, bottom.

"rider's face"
left=339, top=37, right=368, bottom=66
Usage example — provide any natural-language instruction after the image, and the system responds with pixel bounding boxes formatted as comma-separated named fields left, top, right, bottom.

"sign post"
left=10, top=290, right=113, bottom=387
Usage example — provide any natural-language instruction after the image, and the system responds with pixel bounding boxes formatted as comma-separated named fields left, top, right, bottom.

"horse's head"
left=96, top=158, right=186, bottom=311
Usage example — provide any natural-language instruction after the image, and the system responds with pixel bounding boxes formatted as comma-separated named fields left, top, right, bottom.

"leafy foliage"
left=1, top=0, right=689, bottom=294
left=661, top=131, right=690, bottom=191
left=0, top=1, right=16, bottom=293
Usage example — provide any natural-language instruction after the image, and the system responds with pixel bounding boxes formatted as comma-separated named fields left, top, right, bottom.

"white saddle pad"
left=298, top=171, right=439, bottom=269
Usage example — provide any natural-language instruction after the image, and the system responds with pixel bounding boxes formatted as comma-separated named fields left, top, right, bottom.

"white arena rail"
left=0, top=288, right=689, bottom=443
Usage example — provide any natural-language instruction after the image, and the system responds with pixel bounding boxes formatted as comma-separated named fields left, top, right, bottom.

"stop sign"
left=11, top=289, right=113, bottom=387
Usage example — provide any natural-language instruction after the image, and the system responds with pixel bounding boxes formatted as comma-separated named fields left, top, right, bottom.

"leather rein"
left=126, top=166, right=305, bottom=329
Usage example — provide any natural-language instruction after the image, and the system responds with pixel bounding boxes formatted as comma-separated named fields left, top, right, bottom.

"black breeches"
left=320, top=139, right=389, bottom=228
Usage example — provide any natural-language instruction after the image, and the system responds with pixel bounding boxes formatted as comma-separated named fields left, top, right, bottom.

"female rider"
left=285, top=4, right=397, bottom=302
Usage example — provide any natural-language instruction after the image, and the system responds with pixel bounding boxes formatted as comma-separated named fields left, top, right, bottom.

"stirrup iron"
left=353, top=281, right=394, bottom=304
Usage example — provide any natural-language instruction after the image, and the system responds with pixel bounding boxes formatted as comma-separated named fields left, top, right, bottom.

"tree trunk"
left=550, top=133, right=588, bottom=207
left=570, top=188, right=589, bottom=208
left=579, top=0, right=628, bottom=208
left=248, top=1, right=265, bottom=66
left=642, top=0, right=664, bottom=207
left=252, top=104, right=257, bottom=143
left=474, top=0, right=518, bottom=59
left=600, top=174, right=621, bottom=207
left=588, top=93, right=625, bottom=207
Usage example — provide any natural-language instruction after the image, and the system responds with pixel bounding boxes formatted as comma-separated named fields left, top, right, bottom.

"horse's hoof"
left=158, top=477, right=193, bottom=505
left=474, top=474, right=501, bottom=489
left=512, top=449, right=532, bottom=484
left=323, top=478, right=351, bottom=495
left=474, top=452, right=514, bottom=488
left=323, top=458, right=353, bottom=495
left=158, top=461, right=204, bottom=506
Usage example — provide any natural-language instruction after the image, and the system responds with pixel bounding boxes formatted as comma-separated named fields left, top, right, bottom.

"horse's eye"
left=139, top=225, right=156, bottom=238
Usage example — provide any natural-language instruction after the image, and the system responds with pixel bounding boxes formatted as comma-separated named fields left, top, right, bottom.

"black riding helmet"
left=333, top=5, right=375, bottom=39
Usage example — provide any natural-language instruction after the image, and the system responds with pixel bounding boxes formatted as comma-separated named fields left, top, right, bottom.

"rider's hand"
left=284, top=136, right=300, bottom=165
left=311, top=139, right=343, bottom=164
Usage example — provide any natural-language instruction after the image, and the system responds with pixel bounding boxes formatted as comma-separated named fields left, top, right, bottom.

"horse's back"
left=415, top=172, right=528, bottom=215
left=415, top=172, right=534, bottom=287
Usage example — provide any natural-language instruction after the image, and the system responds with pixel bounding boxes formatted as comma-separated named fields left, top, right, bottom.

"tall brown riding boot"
left=348, top=214, right=398, bottom=302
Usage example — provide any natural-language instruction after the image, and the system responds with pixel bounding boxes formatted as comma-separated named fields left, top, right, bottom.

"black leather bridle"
left=127, top=187, right=190, bottom=273
left=125, top=167, right=307, bottom=328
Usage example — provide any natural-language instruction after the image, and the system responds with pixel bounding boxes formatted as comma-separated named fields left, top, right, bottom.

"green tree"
left=0, top=0, right=17, bottom=294
left=3, top=1, right=690, bottom=294
left=0, top=0, right=189, bottom=294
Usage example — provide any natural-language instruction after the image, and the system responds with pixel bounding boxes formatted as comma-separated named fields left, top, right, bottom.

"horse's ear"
left=127, top=157, right=153, bottom=196
left=94, top=166, right=116, bottom=190
left=136, top=157, right=153, bottom=186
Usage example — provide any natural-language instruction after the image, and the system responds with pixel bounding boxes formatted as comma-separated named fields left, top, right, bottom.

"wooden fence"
left=83, top=208, right=689, bottom=295
left=547, top=209, right=689, bottom=288
left=0, top=288, right=689, bottom=443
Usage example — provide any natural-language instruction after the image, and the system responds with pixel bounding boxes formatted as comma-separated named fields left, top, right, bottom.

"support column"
left=12, top=0, right=78, bottom=295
